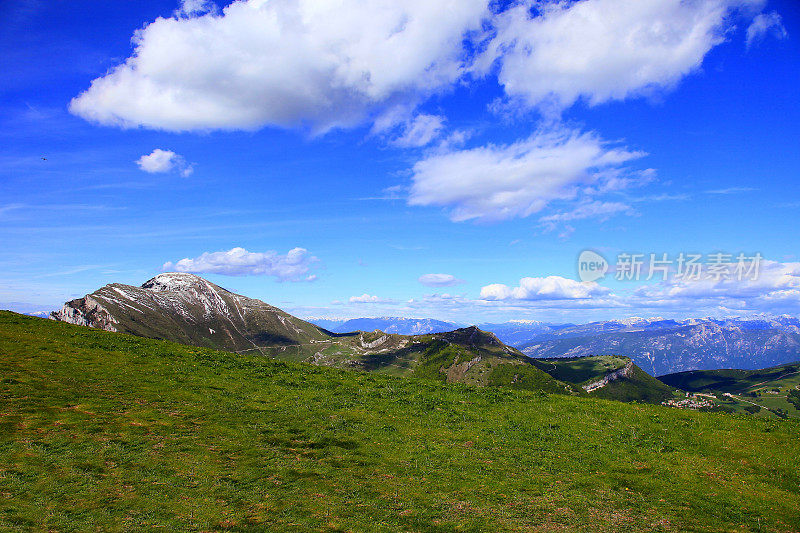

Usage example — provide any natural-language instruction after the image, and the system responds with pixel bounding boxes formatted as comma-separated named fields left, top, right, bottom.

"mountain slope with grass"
left=530, top=356, right=677, bottom=404
left=275, top=326, right=576, bottom=394
left=1, top=312, right=799, bottom=531
left=50, top=275, right=570, bottom=394
left=659, top=361, right=800, bottom=419
left=51, top=272, right=332, bottom=353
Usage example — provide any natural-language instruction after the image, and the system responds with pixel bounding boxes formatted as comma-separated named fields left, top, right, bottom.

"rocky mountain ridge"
left=50, top=274, right=681, bottom=402
left=52, top=273, right=332, bottom=353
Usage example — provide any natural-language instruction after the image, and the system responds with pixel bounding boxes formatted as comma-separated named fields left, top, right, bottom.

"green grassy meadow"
left=1, top=312, right=799, bottom=531
left=660, top=363, right=800, bottom=419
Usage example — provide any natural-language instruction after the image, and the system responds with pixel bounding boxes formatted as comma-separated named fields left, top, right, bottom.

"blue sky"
left=1, top=0, right=799, bottom=323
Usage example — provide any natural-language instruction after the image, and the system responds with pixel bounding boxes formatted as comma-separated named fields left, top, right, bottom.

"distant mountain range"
left=309, top=316, right=800, bottom=376
left=312, top=317, right=459, bottom=335
left=310, top=317, right=556, bottom=342
left=49, top=273, right=672, bottom=404
left=515, top=317, right=800, bottom=376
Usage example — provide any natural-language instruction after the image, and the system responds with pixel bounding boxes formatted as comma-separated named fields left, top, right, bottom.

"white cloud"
left=633, top=260, right=800, bottom=308
left=70, top=0, right=489, bottom=133
left=162, top=246, right=318, bottom=281
left=480, top=276, right=611, bottom=301
left=136, top=149, right=194, bottom=177
left=176, top=0, right=218, bottom=17
left=408, top=126, right=645, bottom=222
left=705, top=186, right=757, bottom=194
left=539, top=200, right=634, bottom=230
left=418, top=273, right=463, bottom=287
left=746, top=11, right=788, bottom=47
left=70, top=0, right=770, bottom=137
left=437, top=129, right=473, bottom=151
left=310, top=260, right=800, bottom=322
left=472, top=260, right=800, bottom=316
left=479, top=0, right=761, bottom=111
left=588, top=168, right=657, bottom=195
left=391, top=114, right=446, bottom=148
left=349, top=294, right=394, bottom=304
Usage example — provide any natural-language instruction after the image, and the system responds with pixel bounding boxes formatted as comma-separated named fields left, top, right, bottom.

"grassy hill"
left=2, top=312, right=799, bottom=531
left=530, top=356, right=677, bottom=404
left=347, top=327, right=574, bottom=394
left=659, top=362, right=800, bottom=419
left=49, top=274, right=575, bottom=394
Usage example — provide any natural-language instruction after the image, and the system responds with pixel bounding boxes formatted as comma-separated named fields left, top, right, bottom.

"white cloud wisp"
left=418, top=273, right=463, bottom=287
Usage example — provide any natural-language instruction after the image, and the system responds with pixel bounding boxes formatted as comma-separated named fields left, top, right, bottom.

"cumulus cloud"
left=136, top=149, right=194, bottom=177
left=633, top=260, right=800, bottom=310
left=479, top=0, right=761, bottom=111
left=418, top=273, right=463, bottom=287
left=162, top=246, right=318, bottom=281
left=349, top=294, right=394, bottom=304
left=70, top=0, right=488, bottom=133
left=471, top=260, right=800, bottom=315
left=480, top=276, right=611, bottom=301
left=321, top=259, right=800, bottom=321
left=408, top=126, right=645, bottom=222
left=746, top=11, right=788, bottom=47
left=69, top=0, right=771, bottom=137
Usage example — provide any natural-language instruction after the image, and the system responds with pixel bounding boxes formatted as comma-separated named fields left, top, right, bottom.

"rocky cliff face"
left=52, top=295, right=119, bottom=332
left=582, top=361, right=634, bottom=392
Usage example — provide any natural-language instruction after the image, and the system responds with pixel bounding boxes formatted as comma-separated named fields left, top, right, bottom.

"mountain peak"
left=53, top=273, right=331, bottom=352
left=441, top=325, right=502, bottom=347
left=141, top=272, right=214, bottom=293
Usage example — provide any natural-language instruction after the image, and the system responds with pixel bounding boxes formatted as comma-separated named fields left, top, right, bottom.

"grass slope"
left=284, top=327, right=573, bottom=394
left=531, top=356, right=677, bottom=404
left=2, top=312, right=799, bottom=531
left=659, top=362, right=800, bottom=419
left=591, top=365, right=676, bottom=405
left=659, top=362, right=800, bottom=394
left=530, top=356, right=631, bottom=384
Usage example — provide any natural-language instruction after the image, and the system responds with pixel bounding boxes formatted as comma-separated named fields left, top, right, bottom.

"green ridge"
left=659, top=362, right=800, bottom=418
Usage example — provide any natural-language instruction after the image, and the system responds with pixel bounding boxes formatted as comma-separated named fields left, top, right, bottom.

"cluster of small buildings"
left=662, top=393, right=715, bottom=410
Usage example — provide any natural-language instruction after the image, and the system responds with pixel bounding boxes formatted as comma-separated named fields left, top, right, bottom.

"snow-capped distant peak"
left=141, top=272, right=208, bottom=292
left=612, top=317, right=647, bottom=326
